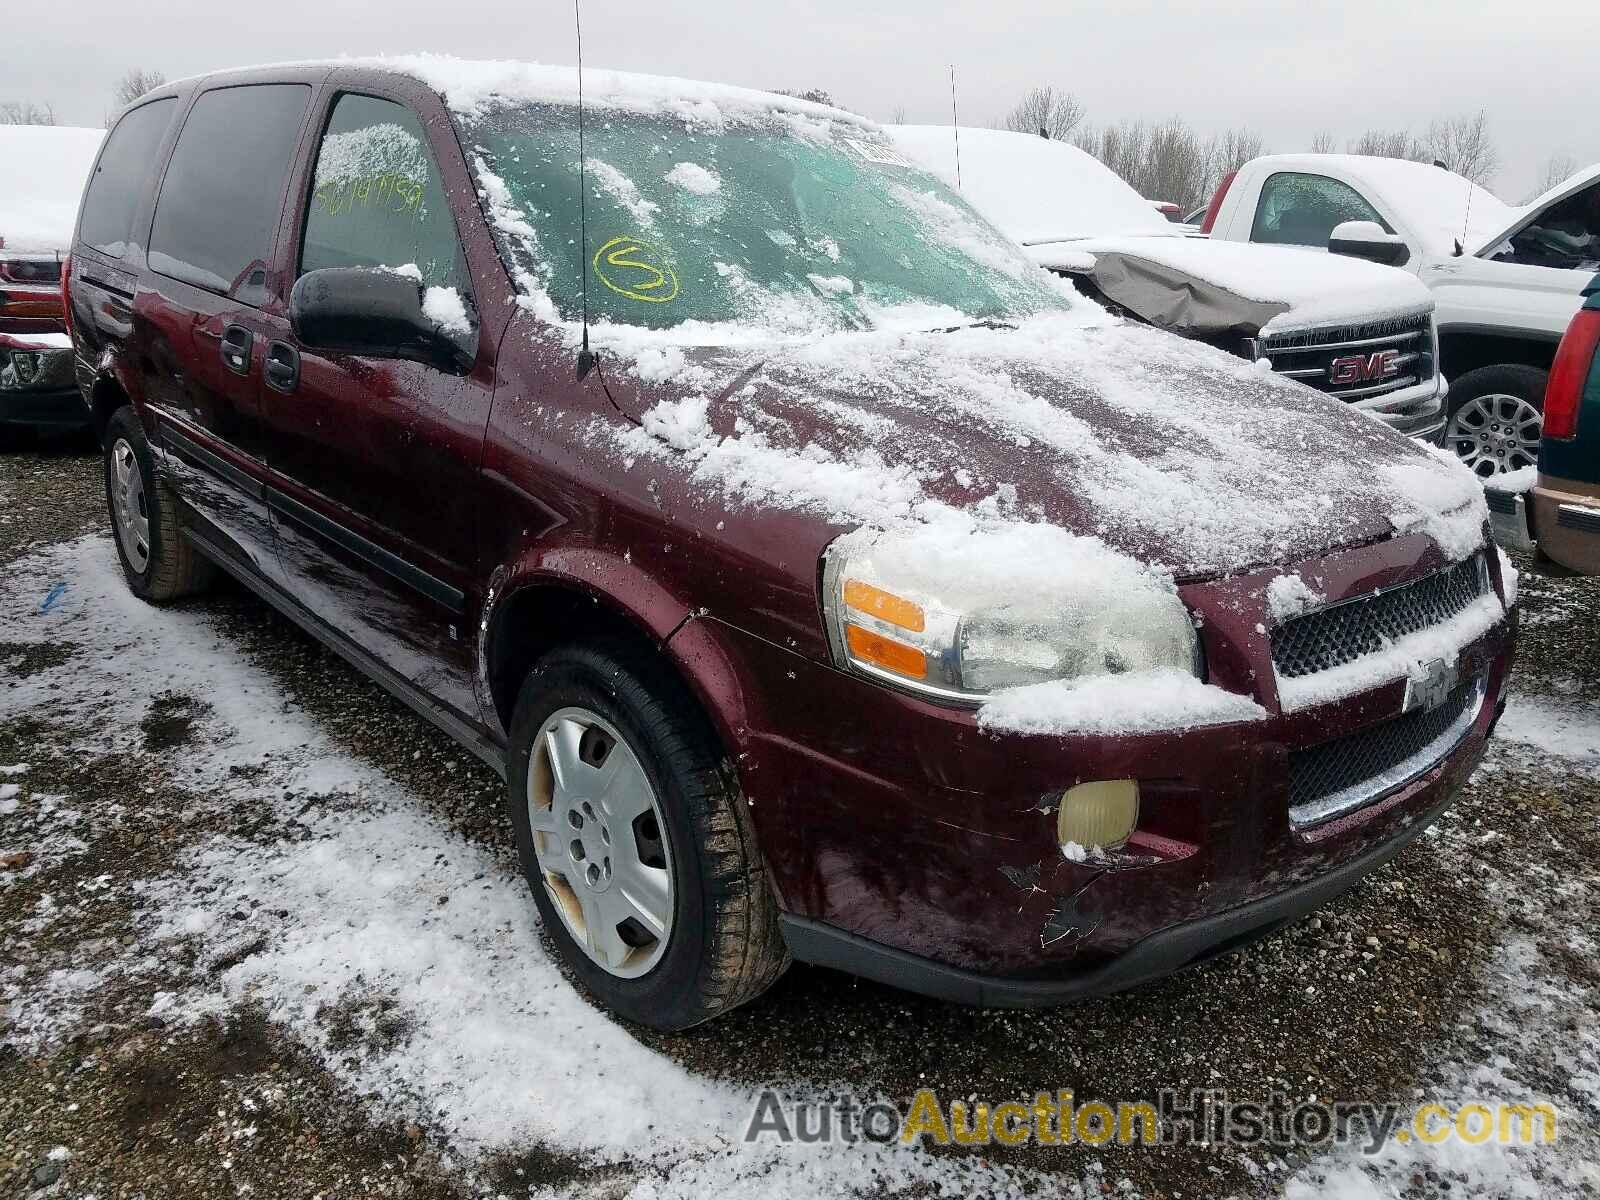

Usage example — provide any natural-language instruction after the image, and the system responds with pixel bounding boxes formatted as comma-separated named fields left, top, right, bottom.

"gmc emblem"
left=1329, top=349, right=1401, bottom=385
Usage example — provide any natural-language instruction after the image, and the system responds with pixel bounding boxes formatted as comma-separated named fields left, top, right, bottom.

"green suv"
left=1490, top=272, right=1600, bottom=573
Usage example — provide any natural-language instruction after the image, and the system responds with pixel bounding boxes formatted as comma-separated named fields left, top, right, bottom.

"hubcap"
left=110, top=439, right=151, bottom=573
left=1445, top=392, right=1542, bottom=478
left=527, top=707, right=673, bottom=978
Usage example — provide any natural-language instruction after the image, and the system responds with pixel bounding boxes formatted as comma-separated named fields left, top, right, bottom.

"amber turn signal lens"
left=845, top=622, right=928, bottom=679
left=842, top=579, right=926, bottom=632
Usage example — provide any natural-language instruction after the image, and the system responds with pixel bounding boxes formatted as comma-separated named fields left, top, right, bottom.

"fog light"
left=12, top=350, right=39, bottom=384
left=1056, top=780, right=1140, bottom=854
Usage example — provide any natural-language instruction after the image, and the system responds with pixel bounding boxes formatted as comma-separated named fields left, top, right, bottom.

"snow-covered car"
left=889, top=127, right=1448, bottom=442
left=1202, top=153, right=1600, bottom=477
left=75, top=59, right=1515, bottom=1029
left=0, top=125, right=102, bottom=439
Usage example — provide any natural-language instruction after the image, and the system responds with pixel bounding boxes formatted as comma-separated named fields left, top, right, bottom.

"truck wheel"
left=506, top=641, right=789, bottom=1030
left=1443, top=365, right=1546, bottom=479
left=103, top=407, right=215, bottom=602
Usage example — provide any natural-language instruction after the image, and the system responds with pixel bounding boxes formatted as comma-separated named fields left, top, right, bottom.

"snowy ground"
left=2, top=450, right=1598, bottom=1199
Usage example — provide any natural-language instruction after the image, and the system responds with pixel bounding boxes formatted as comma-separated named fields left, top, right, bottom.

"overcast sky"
left=8, top=0, right=1596, bottom=201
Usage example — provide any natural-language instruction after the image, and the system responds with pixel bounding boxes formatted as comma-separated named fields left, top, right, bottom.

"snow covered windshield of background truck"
left=459, top=103, right=1074, bottom=337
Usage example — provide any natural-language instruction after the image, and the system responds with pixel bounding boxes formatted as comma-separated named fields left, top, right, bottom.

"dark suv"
left=69, top=59, right=1516, bottom=1030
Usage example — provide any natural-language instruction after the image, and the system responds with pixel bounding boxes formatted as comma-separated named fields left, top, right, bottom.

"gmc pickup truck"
left=1203, top=153, right=1600, bottom=478
left=890, top=128, right=1449, bottom=443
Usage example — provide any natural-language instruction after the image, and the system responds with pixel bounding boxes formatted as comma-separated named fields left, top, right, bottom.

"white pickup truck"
left=889, top=127, right=1448, bottom=442
left=1203, top=153, right=1600, bottom=478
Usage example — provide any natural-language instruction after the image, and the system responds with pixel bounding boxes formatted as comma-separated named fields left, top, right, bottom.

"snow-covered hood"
left=0, top=125, right=102, bottom=255
left=598, top=311, right=1484, bottom=581
left=1028, top=234, right=1436, bottom=338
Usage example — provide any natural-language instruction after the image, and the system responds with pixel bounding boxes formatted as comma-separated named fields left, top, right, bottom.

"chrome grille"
left=1272, top=556, right=1489, bottom=679
left=1288, top=679, right=1482, bottom=827
left=1257, top=313, right=1434, bottom=403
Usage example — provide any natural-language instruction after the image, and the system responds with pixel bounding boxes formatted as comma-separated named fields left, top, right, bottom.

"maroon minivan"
left=68, top=58, right=1516, bottom=1030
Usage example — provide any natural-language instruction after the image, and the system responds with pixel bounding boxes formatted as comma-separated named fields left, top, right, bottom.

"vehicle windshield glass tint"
left=457, top=104, right=1071, bottom=334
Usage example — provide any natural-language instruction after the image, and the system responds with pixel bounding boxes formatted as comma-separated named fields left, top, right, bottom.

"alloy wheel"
left=110, top=438, right=151, bottom=573
left=527, top=706, right=674, bottom=978
left=1445, top=392, right=1542, bottom=478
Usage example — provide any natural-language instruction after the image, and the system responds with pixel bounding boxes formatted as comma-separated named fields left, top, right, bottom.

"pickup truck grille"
left=1257, top=313, right=1434, bottom=403
left=1272, top=555, right=1490, bottom=679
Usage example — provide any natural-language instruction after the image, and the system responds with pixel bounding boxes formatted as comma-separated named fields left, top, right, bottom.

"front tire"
left=103, top=406, right=214, bottom=602
left=1443, top=364, right=1546, bottom=479
left=506, top=641, right=788, bottom=1030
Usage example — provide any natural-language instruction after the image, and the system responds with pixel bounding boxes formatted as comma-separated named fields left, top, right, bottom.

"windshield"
left=456, top=103, right=1071, bottom=336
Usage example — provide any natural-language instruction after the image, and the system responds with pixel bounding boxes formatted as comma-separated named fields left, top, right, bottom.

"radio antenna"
left=1456, top=172, right=1475, bottom=258
left=949, top=64, right=962, bottom=190
left=575, top=0, right=597, bottom=378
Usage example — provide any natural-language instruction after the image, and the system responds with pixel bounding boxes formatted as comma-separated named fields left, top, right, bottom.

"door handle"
left=265, top=341, right=300, bottom=394
left=220, top=324, right=253, bottom=375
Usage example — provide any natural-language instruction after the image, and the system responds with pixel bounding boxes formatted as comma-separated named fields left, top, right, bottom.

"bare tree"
left=999, top=85, right=1085, bottom=142
left=1309, top=130, right=1337, bottom=154
left=0, top=100, right=56, bottom=125
left=1532, top=152, right=1578, bottom=198
left=1202, top=126, right=1265, bottom=200
left=113, top=68, right=166, bottom=108
left=888, top=104, right=908, bottom=126
left=1348, top=128, right=1422, bottom=160
left=1419, top=110, right=1499, bottom=186
left=1072, top=117, right=1257, bottom=209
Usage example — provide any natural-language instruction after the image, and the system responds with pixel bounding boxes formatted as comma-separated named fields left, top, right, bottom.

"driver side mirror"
left=1328, top=220, right=1410, bottom=268
left=290, top=268, right=474, bottom=372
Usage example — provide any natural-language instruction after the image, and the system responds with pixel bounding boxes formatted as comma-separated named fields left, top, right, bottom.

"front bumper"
left=1351, top=374, right=1447, bottom=445
left=687, top=533, right=1516, bottom=999
left=780, top=773, right=1481, bottom=1006
left=0, top=340, right=86, bottom=432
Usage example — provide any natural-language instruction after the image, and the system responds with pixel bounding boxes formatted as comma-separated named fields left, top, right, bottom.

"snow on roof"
left=1050, top=233, right=1435, bottom=333
left=1246, top=153, right=1513, bottom=257
left=888, top=125, right=1172, bottom=244
left=0, top=126, right=103, bottom=254
left=355, top=53, right=876, bottom=131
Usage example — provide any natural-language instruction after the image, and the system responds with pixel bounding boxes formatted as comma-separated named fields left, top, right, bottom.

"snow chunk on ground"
left=1266, top=572, right=1325, bottom=623
left=1494, top=693, right=1600, bottom=777
left=421, top=286, right=472, bottom=336
left=980, top=668, right=1268, bottom=736
left=665, top=161, right=721, bottom=194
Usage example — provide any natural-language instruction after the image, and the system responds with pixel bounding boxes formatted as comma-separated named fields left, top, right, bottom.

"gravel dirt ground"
left=2, top=445, right=1597, bottom=1199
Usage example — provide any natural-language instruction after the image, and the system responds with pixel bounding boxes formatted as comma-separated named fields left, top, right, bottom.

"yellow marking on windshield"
left=594, top=236, right=680, bottom=303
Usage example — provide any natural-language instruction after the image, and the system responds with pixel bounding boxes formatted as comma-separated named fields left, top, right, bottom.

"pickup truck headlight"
left=821, top=530, right=1201, bottom=705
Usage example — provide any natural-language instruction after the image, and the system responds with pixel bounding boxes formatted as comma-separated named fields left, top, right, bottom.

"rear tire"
left=506, top=640, right=789, bottom=1030
left=103, top=406, right=214, bottom=602
left=1443, top=364, right=1546, bottom=479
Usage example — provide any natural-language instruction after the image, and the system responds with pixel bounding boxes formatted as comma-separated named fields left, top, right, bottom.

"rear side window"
left=79, top=99, right=176, bottom=258
left=1250, top=171, right=1391, bottom=247
left=299, top=93, right=468, bottom=292
left=149, top=84, right=310, bottom=305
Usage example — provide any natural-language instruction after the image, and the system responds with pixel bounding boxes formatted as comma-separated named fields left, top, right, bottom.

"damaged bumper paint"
left=678, top=532, right=1517, bottom=1003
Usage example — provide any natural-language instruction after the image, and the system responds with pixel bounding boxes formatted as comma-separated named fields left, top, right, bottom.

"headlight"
left=821, top=525, right=1201, bottom=705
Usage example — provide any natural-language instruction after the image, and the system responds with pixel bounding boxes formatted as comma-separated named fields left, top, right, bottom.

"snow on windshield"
left=449, top=91, right=1068, bottom=340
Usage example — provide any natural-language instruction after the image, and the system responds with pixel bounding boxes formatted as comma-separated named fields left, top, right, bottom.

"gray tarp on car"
left=1074, top=249, right=1288, bottom=339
